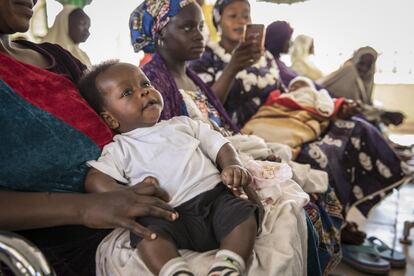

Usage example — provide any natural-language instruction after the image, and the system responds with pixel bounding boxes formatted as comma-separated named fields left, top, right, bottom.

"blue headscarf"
left=212, top=0, right=250, bottom=31
left=130, top=0, right=195, bottom=53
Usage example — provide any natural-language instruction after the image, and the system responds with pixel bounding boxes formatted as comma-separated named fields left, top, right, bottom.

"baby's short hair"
left=78, top=60, right=120, bottom=113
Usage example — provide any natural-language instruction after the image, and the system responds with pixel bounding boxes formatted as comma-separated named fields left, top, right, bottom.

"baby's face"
left=96, top=63, right=164, bottom=133
left=289, top=80, right=310, bottom=92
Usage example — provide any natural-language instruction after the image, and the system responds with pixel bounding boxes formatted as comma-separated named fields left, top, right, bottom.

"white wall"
left=373, top=84, right=414, bottom=125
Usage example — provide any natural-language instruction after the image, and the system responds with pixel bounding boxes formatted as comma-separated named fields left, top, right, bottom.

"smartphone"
left=243, top=24, right=265, bottom=48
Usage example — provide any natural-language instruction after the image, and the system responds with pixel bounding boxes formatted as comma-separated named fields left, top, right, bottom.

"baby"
left=287, top=76, right=335, bottom=117
left=78, top=61, right=261, bottom=276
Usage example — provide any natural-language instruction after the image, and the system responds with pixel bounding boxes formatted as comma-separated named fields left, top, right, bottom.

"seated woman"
left=290, top=34, right=324, bottom=81
left=191, top=0, right=409, bottom=264
left=126, top=0, right=344, bottom=274
left=0, top=1, right=177, bottom=275
left=320, top=46, right=405, bottom=127
left=42, top=5, right=92, bottom=67
left=189, top=0, right=280, bottom=127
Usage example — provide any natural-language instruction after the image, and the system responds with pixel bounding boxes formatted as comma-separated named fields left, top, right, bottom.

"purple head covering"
left=212, top=0, right=250, bottom=31
left=263, top=20, right=324, bottom=89
left=265, top=21, right=293, bottom=58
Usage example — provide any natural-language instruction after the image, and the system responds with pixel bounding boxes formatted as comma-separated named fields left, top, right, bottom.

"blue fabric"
left=306, top=214, right=322, bottom=276
left=129, top=0, right=195, bottom=53
left=0, top=81, right=100, bottom=192
left=297, top=117, right=407, bottom=215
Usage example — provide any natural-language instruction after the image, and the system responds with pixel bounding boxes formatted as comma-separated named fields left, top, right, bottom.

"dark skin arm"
left=85, top=167, right=127, bottom=193
left=211, top=39, right=262, bottom=104
left=336, top=99, right=362, bottom=119
left=0, top=179, right=177, bottom=240
left=216, top=143, right=264, bottom=214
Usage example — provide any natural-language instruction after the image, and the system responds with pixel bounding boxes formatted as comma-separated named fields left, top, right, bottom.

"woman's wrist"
left=45, top=192, right=89, bottom=226
left=224, top=62, right=240, bottom=76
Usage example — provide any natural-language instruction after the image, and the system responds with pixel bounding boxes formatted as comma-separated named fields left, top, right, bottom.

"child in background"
left=78, top=60, right=261, bottom=276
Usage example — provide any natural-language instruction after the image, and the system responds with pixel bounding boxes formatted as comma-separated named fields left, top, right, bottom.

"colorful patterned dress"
left=190, top=40, right=280, bottom=127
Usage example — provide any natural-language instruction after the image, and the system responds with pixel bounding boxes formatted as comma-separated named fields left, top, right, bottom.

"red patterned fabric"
left=265, top=90, right=346, bottom=117
left=0, top=52, right=112, bottom=149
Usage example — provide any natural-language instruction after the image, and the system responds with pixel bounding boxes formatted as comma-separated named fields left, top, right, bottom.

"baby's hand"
left=221, top=165, right=252, bottom=190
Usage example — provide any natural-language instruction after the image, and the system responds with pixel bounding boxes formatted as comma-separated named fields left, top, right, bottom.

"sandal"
left=368, top=236, right=406, bottom=268
left=342, top=241, right=390, bottom=275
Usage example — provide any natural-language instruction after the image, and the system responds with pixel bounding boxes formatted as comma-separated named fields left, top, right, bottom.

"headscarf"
left=320, top=46, right=378, bottom=105
left=290, top=34, right=324, bottom=81
left=129, top=0, right=195, bottom=53
left=42, top=5, right=92, bottom=68
left=265, top=21, right=293, bottom=58
left=212, top=0, right=250, bottom=32
left=352, top=46, right=377, bottom=80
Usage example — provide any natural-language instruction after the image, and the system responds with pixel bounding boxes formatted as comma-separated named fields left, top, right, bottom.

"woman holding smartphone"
left=189, top=0, right=280, bottom=127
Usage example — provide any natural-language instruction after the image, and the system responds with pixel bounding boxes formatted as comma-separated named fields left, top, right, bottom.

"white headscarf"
left=290, top=35, right=324, bottom=81
left=320, top=46, right=377, bottom=105
left=42, top=5, right=92, bottom=68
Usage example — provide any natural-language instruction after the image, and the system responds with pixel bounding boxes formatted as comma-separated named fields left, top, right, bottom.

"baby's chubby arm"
left=85, top=167, right=127, bottom=193
left=216, top=143, right=252, bottom=189
left=216, top=143, right=263, bottom=210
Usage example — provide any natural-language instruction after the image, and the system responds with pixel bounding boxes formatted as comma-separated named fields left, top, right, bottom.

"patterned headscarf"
left=212, top=0, right=250, bottom=31
left=265, top=21, right=293, bottom=58
left=129, top=0, right=195, bottom=53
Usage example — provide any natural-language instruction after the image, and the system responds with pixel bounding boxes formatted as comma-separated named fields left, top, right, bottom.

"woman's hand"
left=381, top=111, right=405, bottom=126
left=337, top=99, right=362, bottom=119
left=210, top=39, right=262, bottom=103
left=79, top=177, right=177, bottom=240
left=227, top=40, right=262, bottom=74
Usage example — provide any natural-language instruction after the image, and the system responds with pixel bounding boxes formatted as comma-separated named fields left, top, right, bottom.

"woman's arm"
left=211, top=41, right=262, bottom=103
left=0, top=178, right=177, bottom=240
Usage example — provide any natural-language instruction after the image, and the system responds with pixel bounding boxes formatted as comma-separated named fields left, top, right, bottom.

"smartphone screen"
left=243, top=24, right=265, bottom=48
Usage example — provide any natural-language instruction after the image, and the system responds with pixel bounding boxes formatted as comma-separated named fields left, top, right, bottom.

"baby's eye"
left=122, top=88, right=133, bottom=97
left=184, top=26, right=192, bottom=32
left=141, top=81, right=151, bottom=88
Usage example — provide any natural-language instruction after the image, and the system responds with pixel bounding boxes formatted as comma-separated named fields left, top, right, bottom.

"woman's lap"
left=297, top=117, right=407, bottom=215
left=96, top=204, right=309, bottom=275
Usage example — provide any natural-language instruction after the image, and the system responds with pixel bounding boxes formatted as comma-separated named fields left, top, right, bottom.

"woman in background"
left=42, top=5, right=92, bottom=67
left=322, top=46, right=377, bottom=104
left=321, top=47, right=405, bottom=127
left=290, top=34, right=324, bottom=81
left=190, top=0, right=280, bottom=128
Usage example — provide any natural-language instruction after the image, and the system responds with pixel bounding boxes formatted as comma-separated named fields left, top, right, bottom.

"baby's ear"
left=100, top=111, right=120, bottom=130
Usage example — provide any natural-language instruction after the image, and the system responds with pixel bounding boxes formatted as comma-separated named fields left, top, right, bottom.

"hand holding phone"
left=243, top=24, right=265, bottom=49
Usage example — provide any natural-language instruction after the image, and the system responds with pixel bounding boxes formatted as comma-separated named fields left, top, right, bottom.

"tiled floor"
left=332, top=133, right=414, bottom=276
